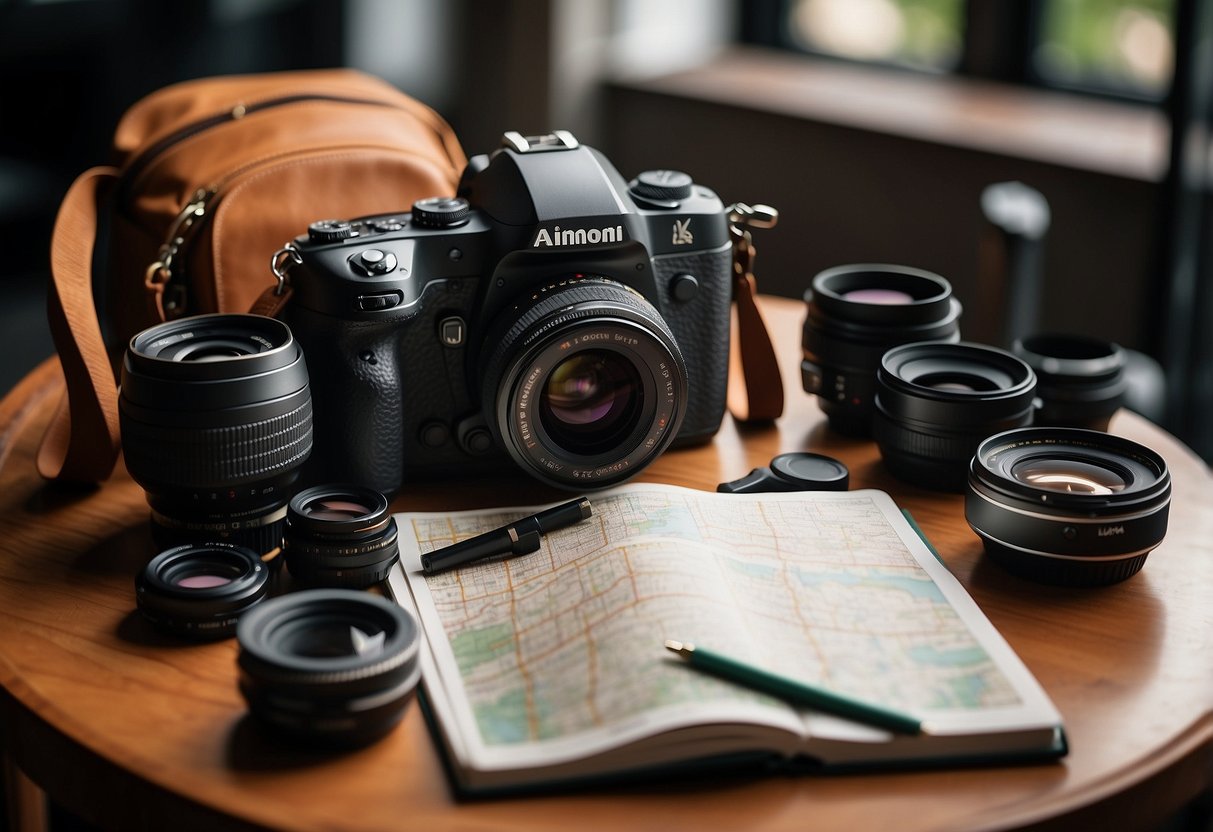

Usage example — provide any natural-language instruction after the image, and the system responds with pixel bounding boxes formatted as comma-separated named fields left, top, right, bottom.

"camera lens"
left=119, top=314, right=313, bottom=560
left=1013, top=334, right=1127, bottom=431
left=481, top=277, right=687, bottom=490
left=802, top=264, right=962, bottom=436
left=236, top=589, right=421, bottom=747
left=136, top=543, right=270, bottom=638
left=284, top=485, right=400, bottom=588
left=874, top=342, right=1037, bottom=491
left=966, top=428, right=1171, bottom=586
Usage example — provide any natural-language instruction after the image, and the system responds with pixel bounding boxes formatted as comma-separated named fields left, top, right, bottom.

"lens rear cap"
left=717, top=452, right=850, bottom=494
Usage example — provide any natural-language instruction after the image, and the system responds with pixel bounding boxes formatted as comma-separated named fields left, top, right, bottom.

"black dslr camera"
left=281, top=131, right=736, bottom=494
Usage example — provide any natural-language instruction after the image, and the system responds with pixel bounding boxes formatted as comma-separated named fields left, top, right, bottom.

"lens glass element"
left=841, top=288, right=915, bottom=305
left=1011, top=458, right=1128, bottom=495
left=301, top=497, right=373, bottom=521
left=540, top=350, right=643, bottom=455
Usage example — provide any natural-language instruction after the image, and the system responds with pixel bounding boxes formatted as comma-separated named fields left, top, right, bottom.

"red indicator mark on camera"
left=560, top=341, right=571, bottom=350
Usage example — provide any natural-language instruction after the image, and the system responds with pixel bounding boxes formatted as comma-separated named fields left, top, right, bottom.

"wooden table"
left=1, top=297, right=1211, bottom=832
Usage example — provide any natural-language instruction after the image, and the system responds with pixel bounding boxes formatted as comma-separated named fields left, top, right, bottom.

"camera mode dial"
left=630, top=170, right=694, bottom=202
left=308, top=219, right=357, bottom=243
left=411, top=197, right=470, bottom=229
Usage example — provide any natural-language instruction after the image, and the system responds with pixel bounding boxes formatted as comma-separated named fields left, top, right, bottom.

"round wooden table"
left=1, top=297, right=1211, bottom=832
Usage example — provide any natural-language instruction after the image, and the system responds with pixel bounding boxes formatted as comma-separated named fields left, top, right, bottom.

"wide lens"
left=236, top=590, right=421, bottom=747
left=284, top=484, right=399, bottom=589
left=1013, top=334, right=1127, bottom=431
left=480, top=277, right=687, bottom=490
left=966, top=428, right=1171, bottom=586
left=136, top=543, right=270, bottom=639
left=874, top=342, right=1036, bottom=491
left=802, top=264, right=962, bottom=436
left=119, top=314, right=313, bottom=560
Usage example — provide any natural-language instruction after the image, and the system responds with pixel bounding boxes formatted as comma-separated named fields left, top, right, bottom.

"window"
left=745, top=0, right=1176, bottom=101
left=1034, top=0, right=1174, bottom=98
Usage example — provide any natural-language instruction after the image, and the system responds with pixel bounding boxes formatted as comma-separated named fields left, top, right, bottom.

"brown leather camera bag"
left=40, top=69, right=467, bottom=484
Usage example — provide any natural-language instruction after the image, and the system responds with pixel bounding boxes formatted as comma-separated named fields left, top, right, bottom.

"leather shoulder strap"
left=38, top=167, right=123, bottom=483
left=728, top=232, right=784, bottom=424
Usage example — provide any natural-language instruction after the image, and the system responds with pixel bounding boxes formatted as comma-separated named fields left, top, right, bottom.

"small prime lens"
left=284, top=484, right=400, bottom=588
left=802, top=264, right=962, bottom=435
left=1013, top=334, right=1127, bottom=431
left=136, top=543, right=269, bottom=638
left=967, top=428, right=1171, bottom=586
left=119, top=314, right=313, bottom=560
left=480, top=277, right=687, bottom=490
left=874, top=342, right=1037, bottom=491
left=236, top=590, right=421, bottom=747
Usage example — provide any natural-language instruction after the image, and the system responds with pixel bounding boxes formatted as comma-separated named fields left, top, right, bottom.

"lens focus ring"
left=122, top=398, right=313, bottom=488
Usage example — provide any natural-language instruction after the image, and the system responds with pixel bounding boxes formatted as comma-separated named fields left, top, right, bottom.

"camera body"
left=284, top=132, right=734, bottom=494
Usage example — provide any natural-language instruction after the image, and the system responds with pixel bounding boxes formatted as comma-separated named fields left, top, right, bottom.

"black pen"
left=420, top=497, right=592, bottom=574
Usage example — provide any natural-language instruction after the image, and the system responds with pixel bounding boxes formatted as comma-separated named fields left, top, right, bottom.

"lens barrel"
left=284, top=485, right=400, bottom=588
left=136, top=543, right=270, bottom=638
left=119, top=314, right=313, bottom=558
left=874, top=342, right=1037, bottom=491
left=1013, top=334, right=1127, bottom=431
left=966, top=428, right=1171, bottom=586
left=481, top=277, right=687, bottom=490
left=802, top=264, right=962, bottom=435
left=236, top=589, right=421, bottom=747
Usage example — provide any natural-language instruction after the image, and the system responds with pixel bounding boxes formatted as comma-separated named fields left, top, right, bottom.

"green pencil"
left=664, top=640, right=923, bottom=735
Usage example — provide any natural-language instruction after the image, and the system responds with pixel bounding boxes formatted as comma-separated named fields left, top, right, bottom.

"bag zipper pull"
left=144, top=186, right=216, bottom=319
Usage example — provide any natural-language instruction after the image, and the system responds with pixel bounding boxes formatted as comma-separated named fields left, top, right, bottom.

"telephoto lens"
left=802, top=264, right=962, bottom=435
left=236, top=590, right=422, bottom=747
left=119, top=314, right=313, bottom=561
left=1013, top=334, right=1127, bottom=431
left=966, top=428, right=1171, bottom=586
left=874, top=342, right=1037, bottom=491
left=136, top=543, right=270, bottom=639
left=284, top=485, right=400, bottom=588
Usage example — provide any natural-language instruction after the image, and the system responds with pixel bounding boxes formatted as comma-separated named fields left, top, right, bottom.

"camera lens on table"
left=1013, top=334, right=1127, bottom=431
left=284, top=485, right=400, bottom=588
left=480, top=277, right=687, bottom=490
left=874, top=342, right=1037, bottom=491
left=136, top=543, right=270, bottom=638
left=966, top=428, right=1171, bottom=586
left=119, top=314, right=313, bottom=561
left=236, top=589, right=421, bottom=747
left=802, top=264, right=962, bottom=435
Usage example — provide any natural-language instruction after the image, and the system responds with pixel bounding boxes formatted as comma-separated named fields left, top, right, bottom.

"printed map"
left=406, top=488, right=1021, bottom=747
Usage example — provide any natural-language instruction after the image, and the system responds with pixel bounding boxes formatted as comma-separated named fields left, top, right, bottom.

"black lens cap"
left=717, top=452, right=850, bottom=494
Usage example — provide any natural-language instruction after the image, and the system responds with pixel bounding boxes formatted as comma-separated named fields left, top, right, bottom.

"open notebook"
left=386, top=484, right=1065, bottom=794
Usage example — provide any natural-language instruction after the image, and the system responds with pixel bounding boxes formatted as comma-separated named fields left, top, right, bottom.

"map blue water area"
left=907, top=644, right=990, bottom=667
left=790, top=568, right=946, bottom=602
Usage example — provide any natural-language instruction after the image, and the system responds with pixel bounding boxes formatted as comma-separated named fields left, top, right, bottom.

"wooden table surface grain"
left=1, top=296, right=1211, bottom=832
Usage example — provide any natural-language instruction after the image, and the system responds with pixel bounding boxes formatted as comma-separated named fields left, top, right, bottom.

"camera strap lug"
left=252, top=244, right=302, bottom=318
left=727, top=202, right=783, bottom=423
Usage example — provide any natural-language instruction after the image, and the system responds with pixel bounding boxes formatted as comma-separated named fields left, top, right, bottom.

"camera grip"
left=289, top=307, right=406, bottom=494
left=653, top=244, right=733, bottom=443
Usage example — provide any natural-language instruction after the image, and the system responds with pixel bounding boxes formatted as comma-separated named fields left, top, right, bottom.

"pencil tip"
left=664, top=640, right=693, bottom=656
